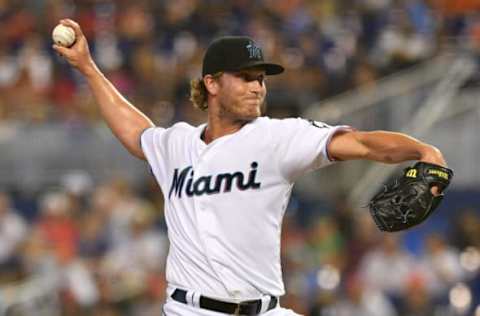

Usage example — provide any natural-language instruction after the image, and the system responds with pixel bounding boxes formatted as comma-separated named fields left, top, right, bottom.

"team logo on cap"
left=246, top=42, right=262, bottom=59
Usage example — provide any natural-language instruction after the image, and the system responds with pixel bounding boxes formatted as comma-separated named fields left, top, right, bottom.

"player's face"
left=216, top=68, right=267, bottom=122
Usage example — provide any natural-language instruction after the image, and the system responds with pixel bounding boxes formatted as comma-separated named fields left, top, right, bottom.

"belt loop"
left=185, top=290, right=195, bottom=306
left=259, top=295, right=270, bottom=314
left=192, top=291, right=201, bottom=308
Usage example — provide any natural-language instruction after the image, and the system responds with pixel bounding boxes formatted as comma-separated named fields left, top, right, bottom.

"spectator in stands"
left=358, top=234, right=415, bottom=300
left=0, top=192, right=27, bottom=282
left=421, top=233, right=464, bottom=298
left=333, top=273, right=397, bottom=316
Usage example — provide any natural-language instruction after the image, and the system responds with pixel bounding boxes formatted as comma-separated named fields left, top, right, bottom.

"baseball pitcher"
left=54, top=19, right=452, bottom=316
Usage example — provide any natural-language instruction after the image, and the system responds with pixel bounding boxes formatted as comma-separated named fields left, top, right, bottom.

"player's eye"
left=236, top=73, right=265, bottom=85
left=256, top=75, right=265, bottom=86
left=236, top=73, right=251, bottom=81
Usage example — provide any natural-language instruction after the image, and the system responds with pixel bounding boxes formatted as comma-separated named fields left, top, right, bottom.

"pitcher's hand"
left=52, top=19, right=96, bottom=76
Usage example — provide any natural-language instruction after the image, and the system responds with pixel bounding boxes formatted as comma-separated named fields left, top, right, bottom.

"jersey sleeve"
left=271, top=118, right=351, bottom=181
left=140, top=126, right=168, bottom=185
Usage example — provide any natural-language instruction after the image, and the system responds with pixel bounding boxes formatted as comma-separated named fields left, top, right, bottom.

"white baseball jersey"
left=140, top=116, right=348, bottom=301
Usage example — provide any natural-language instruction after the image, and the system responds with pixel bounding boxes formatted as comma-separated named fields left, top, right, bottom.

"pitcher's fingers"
left=60, top=19, right=84, bottom=38
left=430, top=185, right=441, bottom=196
left=52, top=44, right=70, bottom=57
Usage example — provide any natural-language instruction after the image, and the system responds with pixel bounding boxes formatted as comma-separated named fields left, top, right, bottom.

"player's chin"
left=243, top=113, right=260, bottom=122
left=244, top=101, right=263, bottom=116
left=240, top=107, right=261, bottom=121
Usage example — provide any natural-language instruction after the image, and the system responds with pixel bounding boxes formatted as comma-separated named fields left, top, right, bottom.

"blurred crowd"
left=2, top=0, right=480, bottom=315
left=0, top=177, right=479, bottom=315
left=1, top=0, right=480, bottom=126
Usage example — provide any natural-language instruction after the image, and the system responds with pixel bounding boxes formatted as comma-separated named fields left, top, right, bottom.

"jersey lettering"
left=168, top=166, right=192, bottom=198
left=169, top=162, right=261, bottom=199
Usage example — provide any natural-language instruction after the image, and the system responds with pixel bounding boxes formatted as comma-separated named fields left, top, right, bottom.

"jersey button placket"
left=192, top=150, right=219, bottom=274
left=194, top=151, right=210, bottom=212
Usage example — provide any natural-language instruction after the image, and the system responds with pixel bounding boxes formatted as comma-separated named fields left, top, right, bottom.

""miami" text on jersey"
left=168, top=162, right=261, bottom=199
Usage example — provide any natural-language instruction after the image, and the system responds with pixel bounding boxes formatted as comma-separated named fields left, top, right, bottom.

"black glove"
left=369, top=162, right=453, bottom=232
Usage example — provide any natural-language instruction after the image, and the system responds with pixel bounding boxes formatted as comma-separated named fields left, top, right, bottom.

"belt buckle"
left=234, top=304, right=241, bottom=315
left=234, top=301, right=250, bottom=316
left=234, top=300, right=258, bottom=316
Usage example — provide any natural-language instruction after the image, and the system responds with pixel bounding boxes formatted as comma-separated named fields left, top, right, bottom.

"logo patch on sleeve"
left=308, top=119, right=329, bottom=129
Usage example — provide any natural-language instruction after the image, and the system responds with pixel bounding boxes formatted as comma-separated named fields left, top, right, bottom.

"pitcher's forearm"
left=84, top=64, right=154, bottom=159
left=330, top=130, right=447, bottom=166
left=361, top=131, right=446, bottom=166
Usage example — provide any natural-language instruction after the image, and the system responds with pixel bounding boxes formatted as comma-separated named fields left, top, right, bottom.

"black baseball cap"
left=202, top=36, right=284, bottom=77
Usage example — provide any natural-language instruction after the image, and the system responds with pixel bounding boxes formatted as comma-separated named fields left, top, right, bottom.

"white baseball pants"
left=162, top=296, right=302, bottom=316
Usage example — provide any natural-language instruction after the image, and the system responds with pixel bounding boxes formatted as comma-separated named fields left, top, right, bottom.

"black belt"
left=171, top=289, right=278, bottom=315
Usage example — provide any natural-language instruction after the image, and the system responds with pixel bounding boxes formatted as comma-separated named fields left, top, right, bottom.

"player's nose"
left=248, top=79, right=264, bottom=94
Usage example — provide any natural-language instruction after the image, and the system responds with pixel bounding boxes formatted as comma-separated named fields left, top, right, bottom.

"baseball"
left=52, top=24, right=76, bottom=47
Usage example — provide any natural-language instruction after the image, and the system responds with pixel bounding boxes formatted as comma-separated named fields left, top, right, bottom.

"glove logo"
left=427, top=169, right=449, bottom=180
left=405, top=169, right=417, bottom=178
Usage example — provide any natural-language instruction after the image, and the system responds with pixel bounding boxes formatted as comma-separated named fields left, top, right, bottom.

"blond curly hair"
left=189, top=72, right=223, bottom=111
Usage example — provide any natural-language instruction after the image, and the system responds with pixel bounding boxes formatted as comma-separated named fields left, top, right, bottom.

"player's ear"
left=203, top=75, right=220, bottom=96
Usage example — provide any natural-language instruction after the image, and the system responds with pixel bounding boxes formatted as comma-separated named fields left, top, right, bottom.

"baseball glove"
left=369, top=162, right=453, bottom=232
